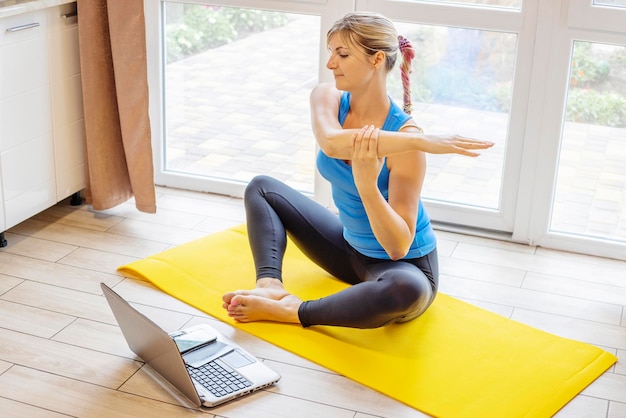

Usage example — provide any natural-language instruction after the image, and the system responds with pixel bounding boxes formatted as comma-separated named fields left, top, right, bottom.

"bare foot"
left=226, top=294, right=302, bottom=323
left=222, top=278, right=302, bottom=324
left=222, top=278, right=289, bottom=306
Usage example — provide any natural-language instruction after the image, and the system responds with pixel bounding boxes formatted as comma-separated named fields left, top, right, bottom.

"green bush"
left=221, top=8, right=289, bottom=36
left=166, top=8, right=235, bottom=63
left=166, top=6, right=288, bottom=63
left=566, top=88, right=626, bottom=127
left=570, top=43, right=610, bottom=88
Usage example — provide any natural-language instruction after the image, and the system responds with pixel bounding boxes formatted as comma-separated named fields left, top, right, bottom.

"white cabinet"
left=0, top=9, right=55, bottom=231
left=0, top=2, right=84, bottom=245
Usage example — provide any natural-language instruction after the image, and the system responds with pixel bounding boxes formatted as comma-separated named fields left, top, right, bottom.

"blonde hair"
left=327, top=12, right=415, bottom=113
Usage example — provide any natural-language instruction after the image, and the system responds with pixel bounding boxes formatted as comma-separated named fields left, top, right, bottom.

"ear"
left=372, top=51, right=386, bottom=68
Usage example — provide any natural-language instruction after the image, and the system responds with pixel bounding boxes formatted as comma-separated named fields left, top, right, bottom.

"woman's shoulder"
left=310, top=82, right=343, bottom=101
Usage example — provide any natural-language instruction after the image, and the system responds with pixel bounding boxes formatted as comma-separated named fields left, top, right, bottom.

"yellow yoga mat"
left=119, top=225, right=617, bottom=418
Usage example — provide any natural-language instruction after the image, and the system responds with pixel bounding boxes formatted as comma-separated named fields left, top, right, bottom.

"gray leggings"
left=245, top=175, right=439, bottom=329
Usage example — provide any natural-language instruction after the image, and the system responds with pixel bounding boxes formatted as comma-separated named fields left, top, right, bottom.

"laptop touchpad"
left=222, top=350, right=254, bottom=368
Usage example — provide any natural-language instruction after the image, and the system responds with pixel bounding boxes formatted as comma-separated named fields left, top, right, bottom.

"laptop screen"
left=101, top=283, right=203, bottom=406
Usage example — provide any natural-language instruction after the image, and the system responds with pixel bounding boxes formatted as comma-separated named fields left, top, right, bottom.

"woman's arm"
left=310, top=83, right=494, bottom=159
left=351, top=126, right=424, bottom=260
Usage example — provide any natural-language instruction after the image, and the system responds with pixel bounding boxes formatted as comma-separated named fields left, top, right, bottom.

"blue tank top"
left=316, top=92, right=436, bottom=259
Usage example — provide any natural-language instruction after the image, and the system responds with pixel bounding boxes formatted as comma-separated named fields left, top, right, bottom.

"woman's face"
left=326, top=34, right=376, bottom=92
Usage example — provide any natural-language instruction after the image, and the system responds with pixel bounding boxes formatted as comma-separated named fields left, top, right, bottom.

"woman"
left=222, top=12, right=492, bottom=329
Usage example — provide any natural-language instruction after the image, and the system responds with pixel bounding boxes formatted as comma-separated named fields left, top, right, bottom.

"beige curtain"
left=77, top=0, right=156, bottom=213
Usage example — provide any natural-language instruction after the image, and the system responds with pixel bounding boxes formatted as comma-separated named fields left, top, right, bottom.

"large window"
left=146, top=0, right=626, bottom=259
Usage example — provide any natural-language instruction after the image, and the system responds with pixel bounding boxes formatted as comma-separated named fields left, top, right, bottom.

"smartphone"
left=172, top=328, right=218, bottom=354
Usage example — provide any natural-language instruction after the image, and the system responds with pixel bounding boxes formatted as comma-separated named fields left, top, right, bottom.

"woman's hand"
left=421, top=134, right=494, bottom=157
left=351, top=125, right=384, bottom=191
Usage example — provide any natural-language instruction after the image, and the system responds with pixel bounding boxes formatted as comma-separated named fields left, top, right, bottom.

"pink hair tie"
left=398, top=35, right=411, bottom=52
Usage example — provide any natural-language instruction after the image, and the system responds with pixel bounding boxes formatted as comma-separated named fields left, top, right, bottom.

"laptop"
left=101, top=283, right=281, bottom=407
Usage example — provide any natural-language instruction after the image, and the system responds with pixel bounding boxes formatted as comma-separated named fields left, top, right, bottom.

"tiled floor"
left=0, top=186, right=624, bottom=417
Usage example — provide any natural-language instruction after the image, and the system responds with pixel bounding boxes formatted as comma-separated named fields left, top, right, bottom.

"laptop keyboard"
left=187, top=359, right=252, bottom=398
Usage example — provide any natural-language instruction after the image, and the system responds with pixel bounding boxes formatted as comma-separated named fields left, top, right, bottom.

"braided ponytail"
left=398, top=35, right=415, bottom=114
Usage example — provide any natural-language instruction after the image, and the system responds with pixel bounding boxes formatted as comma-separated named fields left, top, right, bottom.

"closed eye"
left=329, top=46, right=350, bottom=59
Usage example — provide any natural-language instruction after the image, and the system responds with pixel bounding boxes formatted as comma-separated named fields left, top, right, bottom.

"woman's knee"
left=245, top=175, right=273, bottom=198
left=245, top=176, right=290, bottom=213
left=379, top=274, right=433, bottom=313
